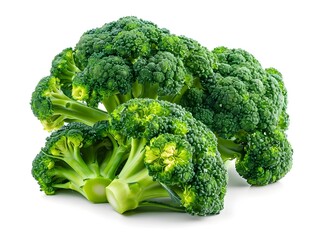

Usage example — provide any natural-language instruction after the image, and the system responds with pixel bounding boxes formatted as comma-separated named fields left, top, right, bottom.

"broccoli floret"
left=196, top=46, right=288, bottom=138
left=104, top=99, right=227, bottom=216
left=68, top=16, right=216, bottom=111
left=30, top=76, right=108, bottom=131
left=133, top=51, right=187, bottom=98
left=217, top=128, right=293, bottom=186
left=31, top=122, right=128, bottom=203
left=72, top=54, right=134, bottom=112
left=145, top=133, right=194, bottom=185
left=33, top=98, right=228, bottom=216
left=51, top=48, right=80, bottom=83
left=178, top=46, right=293, bottom=185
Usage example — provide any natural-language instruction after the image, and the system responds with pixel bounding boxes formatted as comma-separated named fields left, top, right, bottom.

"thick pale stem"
left=51, top=96, right=108, bottom=125
left=118, top=138, right=147, bottom=179
left=105, top=168, right=169, bottom=214
left=217, top=137, right=244, bottom=162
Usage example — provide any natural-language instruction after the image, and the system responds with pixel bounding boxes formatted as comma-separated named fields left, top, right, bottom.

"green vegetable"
left=31, top=16, right=293, bottom=216
left=180, top=47, right=293, bottom=185
left=30, top=76, right=107, bottom=131
left=32, top=99, right=227, bottom=216
left=70, top=16, right=215, bottom=111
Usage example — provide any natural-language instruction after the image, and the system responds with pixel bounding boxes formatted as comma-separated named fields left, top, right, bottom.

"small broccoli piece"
left=31, top=122, right=129, bottom=203
left=179, top=36, right=216, bottom=79
left=133, top=51, right=187, bottom=98
left=181, top=47, right=289, bottom=139
left=178, top=46, right=293, bottom=185
left=30, top=76, right=108, bottom=131
left=50, top=48, right=80, bottom=98
left=105, top=99, right=227, bottom=216
left=235, top=129, right=293, bottom=185
left=72, top=54, right=134, bottom=112
left=51, top=48, right=80, bottom=83
left=217, top=128, right=293, bottom=186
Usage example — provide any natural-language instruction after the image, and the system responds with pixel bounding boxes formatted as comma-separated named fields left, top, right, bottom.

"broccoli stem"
left=60, top=146, right=96, bottom=179
left=82, top=178, right=112, bottom=203
left=105, top=169, right=170, bottom=214
left=102, top=95, right=121, bottom=112
left=100, top=144, right=129, bottom=179
left=52, top=166, right=84, bottom=189
left=118, top=92, right=132, bottom=104
left=168, top=84, right=190, bottom=104
left=141, top=82, right=159, bottom=99
left=132, top=80, right=143, bottom=98
left=217, top=137, right=244, bottom=161
left=118, top=138, right=147, bottom=179
left=51, top=94, right=108, bottom=125
left=52, top=167, right=111, bottom=203
left=105, top=138, right=172, bottom=213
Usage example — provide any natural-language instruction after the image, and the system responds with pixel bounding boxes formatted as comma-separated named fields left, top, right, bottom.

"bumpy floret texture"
left=181, top=47, right=289, bottom=139
left=235, top=129, right=293, bottom=186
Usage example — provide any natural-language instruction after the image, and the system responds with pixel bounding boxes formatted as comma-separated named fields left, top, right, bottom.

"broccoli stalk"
left=105, top=138, right=174, bottom=213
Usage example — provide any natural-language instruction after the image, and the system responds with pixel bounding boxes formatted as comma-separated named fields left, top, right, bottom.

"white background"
left=1, top=0, right=318, bottom=239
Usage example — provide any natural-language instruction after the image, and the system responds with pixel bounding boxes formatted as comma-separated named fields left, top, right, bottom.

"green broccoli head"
left=180, top=153, right=227, bottom=215
left=235, top=129, right=293, bottom=186
left=74, top=16, right=164, bottom=69
left=30, top=75, right=107, bottom=131
left=31, top=122, right=120, bottom=203
left=50, top=48, right=80, bottom=83
left=30, top=76, right=66, bottom=130
left=72, top=54, right=134, bottom=109
left=133, top=51, right=187, bottom=97
left=180, top=36, right=216, bottom=79
left=70, top=16, right=217, bottom=112
left=32, top=152, right=57, bottom=195
left=183, top=46, right=289, bottom=139
left=105, top=98, right=227, bottom=216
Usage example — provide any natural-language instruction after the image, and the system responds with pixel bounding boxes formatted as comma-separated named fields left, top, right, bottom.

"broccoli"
left=218, top=129, right=293, bottom=185
left=179, top=46, right=293, bottom=185
left=69, top=16, right=215, bottom=111
left=30, top=76, right=108, bottom=131
left=31, top=16, right=217, bottom=131
left=31, top=122, right=127, bottom=203
left=182, top=46, right=289, bottom=138
left=32, top=98, right=228, bottom=216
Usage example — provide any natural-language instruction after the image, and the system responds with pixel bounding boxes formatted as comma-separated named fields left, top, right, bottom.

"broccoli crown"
left=72, top=54, right=134, bottom=107
left=70, top=16, right=216, bottom=111
left=31, top=76, right=57, bottom=122
left=183, top=46, right=289, bottom=139
left=30, top=75, right=108, bottom=131
left=32, top=98, right=227, bottom=216
left=133, top=51, right=187, bottom=96
left=32, top=122, right=95, bottom=195
left=235, top=129, right=293, bottom=186
left=51, top=48, right=80, bottom=83
left=31, top=122, right=118, bottom=203
left=106, top=98, right=227, bottom=216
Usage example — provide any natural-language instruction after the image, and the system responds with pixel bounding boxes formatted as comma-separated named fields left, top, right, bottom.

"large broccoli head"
left=70, top=16, right=215, bottom=111
left=105, top=98, right=227, bottom=216
left=182, top=47, right=289, bottom=139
